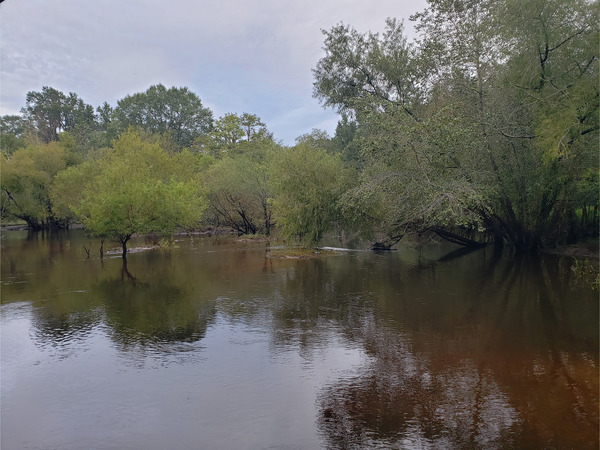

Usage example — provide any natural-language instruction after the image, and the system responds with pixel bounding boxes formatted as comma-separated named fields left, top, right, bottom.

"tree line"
left=1, top=0, right=598, bottom=254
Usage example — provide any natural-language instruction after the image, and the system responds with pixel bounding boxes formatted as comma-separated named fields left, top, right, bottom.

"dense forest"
left=1, top=0, right=598, bottom=255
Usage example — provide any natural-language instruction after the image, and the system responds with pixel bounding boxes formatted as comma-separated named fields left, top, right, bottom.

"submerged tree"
left=204, top=139, right=275, bottom=235
left=52, top=130, right=207, bottom=257
left=1, top=135, right=79, bottom=229
left=269, top=143, right=354, bottom=247
left=313, top=1, right=598, bottom=249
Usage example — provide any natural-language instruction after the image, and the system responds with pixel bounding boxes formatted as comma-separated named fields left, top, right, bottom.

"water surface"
left=1, top=230, right=598, bottom=449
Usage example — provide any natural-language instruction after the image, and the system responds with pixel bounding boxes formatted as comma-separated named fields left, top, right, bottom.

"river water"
left=1, top=229, right=598, bottom=449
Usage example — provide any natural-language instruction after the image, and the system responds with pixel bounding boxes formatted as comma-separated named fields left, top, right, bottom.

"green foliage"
left=0, top=115, right=27, bottom=156
left=51, top=130, right=207, bottom=255
left=203, top=138, right=278, bottom=234
left=343, top=105, right=489, bottom=239
left=269, top=144, right=353, bottom=247
left=22, top=86, right=98, bottom=144
left=112, top=84, right=213, bottom=150
left=313, top=0, right=599, bottom=249
left=295, top=128, right=333, bottom=151
left=239, top=113, right=270, bottom=142
left=194, top=112, right=272, bottom=157
left=313, top=18, right=422, bottom=119
left=2, top=2, right=596, bottom=253
left=204, top=155, right=268, bottom=235
left=332, top=114, right=361, bottom=167
left=1, top=139, right=77, bottom=228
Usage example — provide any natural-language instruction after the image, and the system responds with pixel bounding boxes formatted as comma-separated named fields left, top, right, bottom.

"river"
left=1, top=229, right=598, bottom=449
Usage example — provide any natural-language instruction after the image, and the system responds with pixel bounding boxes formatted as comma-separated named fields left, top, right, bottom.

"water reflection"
left=1, top=231, right=597, bottom=449
left=308, top=249, right=598, bottom=449
left=97, top=268, right=214, bottom=347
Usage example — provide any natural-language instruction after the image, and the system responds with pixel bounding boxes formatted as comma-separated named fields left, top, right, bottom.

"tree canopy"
left=313, top=0, right=598, bottom=250
left=194, top=112, right=272, bottom=157
left=51, top=130, right=207, bottom=256
left=1, top=136, right=79, bottom=229
left=21, top=86, right=97, bottom=143
left=1, top=1, right=597, bottom=252
left=111, top=84, right=213, bottom=150
left=269, top=143, right=354, bottom=246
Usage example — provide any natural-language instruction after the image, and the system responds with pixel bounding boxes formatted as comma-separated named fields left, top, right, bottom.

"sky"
left=1, top=0, right=427, bottom=145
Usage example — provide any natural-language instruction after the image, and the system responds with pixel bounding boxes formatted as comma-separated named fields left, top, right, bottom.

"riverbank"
left=2, top=223, right=597, bottom=261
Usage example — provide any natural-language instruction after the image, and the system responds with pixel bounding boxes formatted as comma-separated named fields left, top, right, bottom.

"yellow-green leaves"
left=1, top=140, right=74, bottom=228
left=51, top=130, right=207, bottom=252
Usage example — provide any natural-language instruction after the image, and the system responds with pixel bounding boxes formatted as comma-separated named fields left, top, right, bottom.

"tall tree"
left=0, top=115, right=27, bottom=155
left=112, top=84, right=213, bottom=150
left=313, top=18, right=423, bottom=121
left=239, top=113, right=270, bottom=141
left=488, top=0, right=599, bottom=246
left=21, top=87, right=97, bottom=143
left=313, top=1, right=598, bottom=249
left=194, top=113, right=272, bottom=157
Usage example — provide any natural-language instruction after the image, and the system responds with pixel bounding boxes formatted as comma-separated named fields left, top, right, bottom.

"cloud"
left=0, top=0, right=426, bottom=144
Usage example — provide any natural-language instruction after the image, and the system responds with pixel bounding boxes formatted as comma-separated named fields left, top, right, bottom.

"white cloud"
left=0, top=0, right=426, bottom=144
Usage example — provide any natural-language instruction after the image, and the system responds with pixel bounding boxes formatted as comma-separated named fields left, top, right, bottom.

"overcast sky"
left=1, top=0, right=427, bottom=145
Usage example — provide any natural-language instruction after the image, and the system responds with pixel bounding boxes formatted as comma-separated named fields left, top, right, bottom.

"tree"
left=411, top=0, right=500, bottom=114
left=204, top=140, right=275, bottom=235
left=332, top=114, right=361, bottom=168
left=295, top=129, right=335, bottom=153
left=1, top=135, right=78, bottom=228
left=313, top=2, right=598, bottom=250
left=21, top=87, right=97, bottom=143
left=1, top=115, right=27, bottom=156
left=487, top=0, right=599, bottom=247
left=269, top=144, right=354, bottom=247
left=239, top=113, right=270, bottom=142
left=112, top=84, right=213, bottom=150
left=51, top=130, right=207, bottom=257
left=194, top=112, right=272, bottom=157
left=313, top=19, right=423, bottom=120
left=195, top=113, right=244, bottom=156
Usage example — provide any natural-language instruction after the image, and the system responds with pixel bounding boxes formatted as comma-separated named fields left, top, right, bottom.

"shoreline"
left=1, top=224, right=597, bottom=260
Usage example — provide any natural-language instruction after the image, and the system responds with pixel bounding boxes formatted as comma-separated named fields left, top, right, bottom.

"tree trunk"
left=430, top=227, right=486, bottom=248
left=120, top=235, right=131, bottom=258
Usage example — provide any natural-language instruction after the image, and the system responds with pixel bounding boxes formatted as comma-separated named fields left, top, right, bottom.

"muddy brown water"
left=1, top=229, right=598, bottom=449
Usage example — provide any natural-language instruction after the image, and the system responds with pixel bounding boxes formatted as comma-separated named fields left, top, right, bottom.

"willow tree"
left=313, top=18, right=488, bottom=243
left=204, top=143, right=275, bottom=236
left=493, top=0, right=599, bottom=246
left=52, top=130, right=207, bottom=257
left=1, top=136, right=79, bottom=229
left=269, top=143, right=354, bottom=247
left=313, top=1, right=598, bottom=249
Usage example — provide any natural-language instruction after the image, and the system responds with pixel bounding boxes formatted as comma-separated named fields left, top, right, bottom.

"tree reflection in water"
left=289, top=249, right=599, bottom=449
left=7, top=232, right=597, bottom=448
